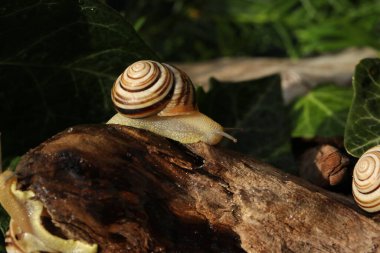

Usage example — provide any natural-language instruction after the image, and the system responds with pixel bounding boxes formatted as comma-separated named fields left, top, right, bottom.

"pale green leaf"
left=290, top=84, right=353, bottom=138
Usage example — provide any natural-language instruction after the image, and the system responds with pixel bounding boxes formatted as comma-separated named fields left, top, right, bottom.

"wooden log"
left=13, top=124, right=380, bottom=253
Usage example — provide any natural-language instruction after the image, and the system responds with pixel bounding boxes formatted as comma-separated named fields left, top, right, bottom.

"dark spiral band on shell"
left=352, top=146, right=380, bottom=212
left=111, top=60, right=197, bottom=118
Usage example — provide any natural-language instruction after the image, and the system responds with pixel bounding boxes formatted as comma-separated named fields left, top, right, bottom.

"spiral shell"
left=111, top=60, right=197, bottom=118
left=352, top=145, right=380, bottom=212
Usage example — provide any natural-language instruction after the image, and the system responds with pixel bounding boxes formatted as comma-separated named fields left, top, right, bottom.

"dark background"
left=107, top=0, right=380, bottom=61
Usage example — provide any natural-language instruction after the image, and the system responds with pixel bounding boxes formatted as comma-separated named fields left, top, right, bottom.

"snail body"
left=352, top=145, right=380, bottom=212
left=107, top=60, right=236, bottom=145
left=108, top=111, right=231, bottom=145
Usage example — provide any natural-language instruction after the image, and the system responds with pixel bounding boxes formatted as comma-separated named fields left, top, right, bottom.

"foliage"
left=109, top=0, right=380, bottom=60
left=290, top=84, right=353, bottom=138
left=108, top=0, right=284, bottom=61
left=0, top=0, right=157, bottom=160
left=198, top=76, right=295, bottom=172
left=227, top=0, right=380, bottom=57
left=1, top=156, right=21, bottom=173
left=344, top=58, right=380, bottom=157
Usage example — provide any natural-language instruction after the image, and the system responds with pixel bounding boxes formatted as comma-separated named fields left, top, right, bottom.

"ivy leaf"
left=0, top=0, right=157, bottom=159
left=198, top=75, right=295, bottom=172
left=345, top=58, right=380, bottom=157
left=290, top=84, right=353, bottom=138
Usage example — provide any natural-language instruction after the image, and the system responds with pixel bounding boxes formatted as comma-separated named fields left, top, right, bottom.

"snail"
left=107, top=60, right=236, bottom=145
left=0, top=171, right=97, bottom=253
left=352, top=145, right=380, bottom=213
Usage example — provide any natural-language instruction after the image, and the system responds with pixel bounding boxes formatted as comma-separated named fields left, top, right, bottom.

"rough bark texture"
left=15, top=124, right=380, bottom=253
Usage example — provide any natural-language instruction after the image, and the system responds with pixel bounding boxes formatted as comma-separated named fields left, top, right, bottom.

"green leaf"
left=0, top=0, right=157, bottom=159
left=345, top=58, right=380, bottom=157
left=290, top=84, right=353, bottom=138
left=198, top=75, right=295, bottom=172
left=2, top=153, right=21, bottom=171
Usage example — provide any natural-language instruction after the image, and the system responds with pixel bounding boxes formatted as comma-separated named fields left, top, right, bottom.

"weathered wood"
left=175, top=47, right=378, bottom=103
left=15, top=125, right=380, bottom=253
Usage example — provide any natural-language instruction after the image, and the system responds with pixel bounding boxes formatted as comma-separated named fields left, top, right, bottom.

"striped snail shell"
left=108, top=60, right=236, bottom=145
left=352, top=145, right=380, bottom=212
left=111, top=60, right=197, bottom=118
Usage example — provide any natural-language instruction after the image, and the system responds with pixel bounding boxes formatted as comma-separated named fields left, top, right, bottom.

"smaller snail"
left=0, top=171, right=97, bottom=253
left=352, top=145, right=380, bottom=212
left=107, top=60, right=236, bottom=145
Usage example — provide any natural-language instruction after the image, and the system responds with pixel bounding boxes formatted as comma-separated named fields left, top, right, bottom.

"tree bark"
left=14, top=124, right=380, bottom=253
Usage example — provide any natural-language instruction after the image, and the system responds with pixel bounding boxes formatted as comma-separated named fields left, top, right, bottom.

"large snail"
left=352, top=145, right=380, bottom=212
left=107, top=60, right=236, bottom=145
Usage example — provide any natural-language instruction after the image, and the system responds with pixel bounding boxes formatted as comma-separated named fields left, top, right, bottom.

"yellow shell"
left=111, top=60, right=197, bottom=118
left=352, top=145, right=380, bottom=212
left=0, top=171, right=97, bottom=253
left=5, top=221, right=24, bottom=253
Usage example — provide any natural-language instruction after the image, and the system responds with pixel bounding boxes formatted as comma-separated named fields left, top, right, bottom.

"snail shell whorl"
left=352, top=146, right=380, bottom=212
left=111, top=60, right=197, bottom=118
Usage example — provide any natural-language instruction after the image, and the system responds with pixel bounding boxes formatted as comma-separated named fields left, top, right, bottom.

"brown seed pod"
left=299, top=144, right=349, bottom=188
